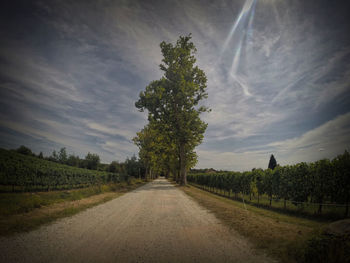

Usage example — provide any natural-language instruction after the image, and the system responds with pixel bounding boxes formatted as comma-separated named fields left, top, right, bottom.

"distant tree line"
left=14, top=145, right=145, bottom=178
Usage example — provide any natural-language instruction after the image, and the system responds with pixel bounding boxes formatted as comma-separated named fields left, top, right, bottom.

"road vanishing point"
left=0, top=178, right=274, bottom=263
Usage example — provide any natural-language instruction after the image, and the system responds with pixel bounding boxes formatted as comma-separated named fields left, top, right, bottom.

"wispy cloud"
left=197, top=112, right=350, bottom=170
left=267, top=112, right=350, bottom=164
left=0, top=0, right=349, bottom=169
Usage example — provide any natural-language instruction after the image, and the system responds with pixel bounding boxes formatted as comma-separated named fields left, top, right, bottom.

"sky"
left=0, top=0, right=349, bottom=171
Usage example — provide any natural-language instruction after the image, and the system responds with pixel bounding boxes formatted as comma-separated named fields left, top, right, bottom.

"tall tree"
left=268, top=154, right=277, bottom=170
left=135, top=34, right=209, bottom=185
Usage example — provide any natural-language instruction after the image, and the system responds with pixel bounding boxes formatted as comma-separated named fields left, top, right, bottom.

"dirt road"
left=0, top=178, right=274, bottom=262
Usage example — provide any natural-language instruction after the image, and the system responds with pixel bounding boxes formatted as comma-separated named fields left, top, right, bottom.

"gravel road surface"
left=0, top=178, right=274, bottom=263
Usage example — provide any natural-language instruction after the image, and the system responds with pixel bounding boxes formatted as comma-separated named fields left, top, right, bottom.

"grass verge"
left=180, top=184, right=333, bottom=263
left=0, top=179, right=147, bottom=236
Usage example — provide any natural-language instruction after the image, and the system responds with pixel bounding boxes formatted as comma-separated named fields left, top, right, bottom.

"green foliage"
left=253, top=168, right=265, bottom=198
left=268, top=154, right=277, bottom=170
left=332, top=151, right=350, bottom=215
left=0, top=148, right=122, bottom=191
left=133, top=123, right=179, bottom=180
left=16, top=145, right=34, bottom=156
left=84, top=152, right=100, bottom=170
left=67, top=154, right=81, bottom=167
left=187, top=151, right=350, bottom=217
left=109, top=161, right=122, bottom=173
left=124, top=155, right=141, bottom=178
left=48, top=150, right=59, bottom=162
left=58, top=147, right=68, bottom=164
left=302, top=233, right=350, bottom=263
left=135, top=34, right=209, bottom=184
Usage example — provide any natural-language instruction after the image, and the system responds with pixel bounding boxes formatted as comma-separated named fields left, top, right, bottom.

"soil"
left=0, top=178, right=274, bottom=262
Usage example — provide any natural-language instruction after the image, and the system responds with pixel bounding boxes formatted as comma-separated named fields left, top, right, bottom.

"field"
left=180, top=184, right=350, bottom=263
left=0, top=148, right=123, bottom=192
left=0, top=148, right=147, bottom=235
left=190, top=182, right=347, bottom=219
left=0, top=178, right=146, bottom=236
left=188, top=152, right=350, bottom=219
left=0, top=147, right=349, bottom=262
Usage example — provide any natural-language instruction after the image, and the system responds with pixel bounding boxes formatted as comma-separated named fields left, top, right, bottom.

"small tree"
left=16, top=145, right=33, bottom=156
left=264, top=169, right=274, bottom=206
left=310, top=159, right=333, bottom=214
left=50, top=150, right=59, bottom=162
left=109, top=161, right=123, bottom=173
left=253, top=169, right=265, bottom=204
left=67, top=154, right=81, bottom=167
left=84, top=152, right=100, bottom=170
left=125, top=155, right=139, bottom=177
left=268, top=154, right=277, bottom=170
left=333, top=151, right=350, bottom=216
left=58, top=147, right=68, bottom=164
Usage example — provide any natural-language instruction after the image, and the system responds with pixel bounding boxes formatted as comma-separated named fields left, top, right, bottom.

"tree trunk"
left=171, top=168, right=176, bottom=181
left=318, top=198, right=323, bottom=214
left=346, top=195, right=349, bottom=217
left=176, top=171, right=180, bottom=183
left=179, top=143, right=187, bottom=185
left=284, top=199, right=286, bottom=209
left=165, top=170, right=169, bottom=179
left=145, top=166, right=149, bottom=181
left=318, top=203, right=322, bottom=214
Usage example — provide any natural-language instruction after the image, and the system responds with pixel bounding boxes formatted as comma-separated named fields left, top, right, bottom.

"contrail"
left=221, top=0, right=257, bottom=96
left=231, top=0, right=257, bottom=76
left=221, top=0, right=255, bottom=56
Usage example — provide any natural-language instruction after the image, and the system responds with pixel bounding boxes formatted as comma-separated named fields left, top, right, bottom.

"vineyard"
left=0, top=148, right=124, bottom=192
left=188, top=151, right=350, bottom=218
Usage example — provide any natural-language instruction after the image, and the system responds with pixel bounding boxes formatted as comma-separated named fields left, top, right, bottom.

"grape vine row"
left=0, top=148, right=123, bottom=191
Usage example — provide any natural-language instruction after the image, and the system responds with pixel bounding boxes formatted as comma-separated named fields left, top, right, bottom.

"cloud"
left=84, top=121, right=135, bottom=141
left=197, top=149, right=267, bottom=172
left=197, top=112, right=350, bottom=171
left=267, top=112, right=350, bottom=164
left=0, top=0, right=349, bottom=169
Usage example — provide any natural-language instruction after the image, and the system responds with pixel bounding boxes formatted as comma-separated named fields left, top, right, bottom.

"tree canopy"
left=135, top=34, right=209, bottom=184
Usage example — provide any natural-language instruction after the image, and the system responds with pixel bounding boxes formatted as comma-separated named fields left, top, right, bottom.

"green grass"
left=0, top=148, right=123, bottom=192
left=180, top=184, right=337, bottom=263
left=191, top=184, right=347, bottom=220
left=0, top=178, right=147, bottom=236
left=0, top=182, right=134, bottom=216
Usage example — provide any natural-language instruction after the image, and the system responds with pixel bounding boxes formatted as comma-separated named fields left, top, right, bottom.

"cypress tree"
left=268, top=154, right=277, bottom=170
